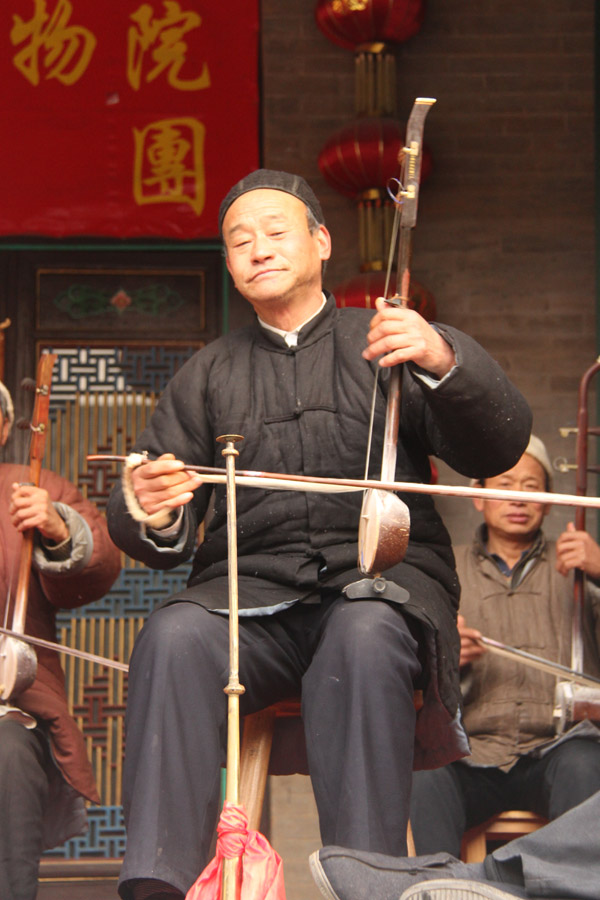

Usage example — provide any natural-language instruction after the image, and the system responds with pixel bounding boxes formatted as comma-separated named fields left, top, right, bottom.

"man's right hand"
left=131, top=453, right=204, bottom=517
left=457, top=613, right=486, bottom=667
left=556, top=522, right=600, bottom=578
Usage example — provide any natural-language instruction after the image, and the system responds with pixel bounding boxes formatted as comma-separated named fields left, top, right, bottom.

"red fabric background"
left=0, top=1, right=260, bottom=238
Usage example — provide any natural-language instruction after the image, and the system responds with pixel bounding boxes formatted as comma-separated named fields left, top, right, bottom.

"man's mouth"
left=251, top=268, right=282, bottom=281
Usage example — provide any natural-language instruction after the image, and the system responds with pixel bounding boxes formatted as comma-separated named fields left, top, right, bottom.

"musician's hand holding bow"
left=457, top=614, right=486, bottom=667
left=9, top=483, right=69, bottom=545
left=130, top=453, right=204, bottom=517
left=556, top=522, right=600, bottom=579
left=363, top=297, right=456, bottom=377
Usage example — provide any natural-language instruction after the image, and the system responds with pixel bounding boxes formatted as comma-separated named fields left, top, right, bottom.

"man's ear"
left=473, top=496, right=485, bottom=514
left=317, top=225, right=332, bottom=262
left=542, top=504, right=551, bottom=518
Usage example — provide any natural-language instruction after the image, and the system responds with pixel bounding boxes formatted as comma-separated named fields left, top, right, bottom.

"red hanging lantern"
left=315, top=0, right=425, bottom=52
left=318, top=117, right=432, bottom=198
left=334, top=271, right=437, bottom=320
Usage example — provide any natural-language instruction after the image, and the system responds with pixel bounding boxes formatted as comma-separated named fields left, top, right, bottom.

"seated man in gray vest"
left=409, top=434, right=600, bottom=859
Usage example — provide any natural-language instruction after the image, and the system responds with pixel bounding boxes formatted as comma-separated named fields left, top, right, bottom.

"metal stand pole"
left=218, top=434, right=245, bottom=900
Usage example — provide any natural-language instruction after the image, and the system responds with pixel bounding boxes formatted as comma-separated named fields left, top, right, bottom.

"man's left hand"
left=457, top=614, right=486, bottom=667
left=556, top=521, right=600, bottom=578
left=363, top=297, right=456, bottom=377
left=9, top=483, right=70, bottom=545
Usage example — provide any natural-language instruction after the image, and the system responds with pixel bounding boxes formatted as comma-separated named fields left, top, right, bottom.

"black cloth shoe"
left=129, top=878, right=184, bottom=900
left=309, top=846, right=486, bottom=900
left=400, top=880, right=534, bottom=899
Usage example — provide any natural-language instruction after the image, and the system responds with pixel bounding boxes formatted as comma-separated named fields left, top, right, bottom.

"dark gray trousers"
left=0, top=720, right=49, bottom=900
left=315, top=790, right=600, bottom=899
left=410, top=739, right=600, bottom=857
left=483, top=789, right=600, bottom=898
left=118, top=596, right=421, bottom=898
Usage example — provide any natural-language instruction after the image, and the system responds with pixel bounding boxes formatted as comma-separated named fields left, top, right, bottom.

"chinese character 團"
left=128, top=1, right=211, bottom=91
left=11, top=0, right=96, bottom=87
left=133, top=117, right=206, bottom=215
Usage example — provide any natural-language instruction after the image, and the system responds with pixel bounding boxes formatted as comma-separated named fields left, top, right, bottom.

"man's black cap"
left=218, top=168, right=325, bottom=235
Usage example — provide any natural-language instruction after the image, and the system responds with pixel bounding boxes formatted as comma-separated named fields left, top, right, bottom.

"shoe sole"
left=308, top=850, right=342, bottom=900
left=400, top=879, right=523, bottom=900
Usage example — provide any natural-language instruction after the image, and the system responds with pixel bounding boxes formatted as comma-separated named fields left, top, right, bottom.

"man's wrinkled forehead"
left=222, top=189, right=307, bottom=239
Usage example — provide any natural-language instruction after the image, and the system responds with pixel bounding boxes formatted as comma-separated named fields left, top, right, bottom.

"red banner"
left=0, top=1, right=260, bottom=238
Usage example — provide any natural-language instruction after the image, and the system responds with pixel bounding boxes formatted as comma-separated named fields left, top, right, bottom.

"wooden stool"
left=406, top=821, right=417, bottom=856
left=461, top=810, right=548, bottom=863
left=241, top=697, right=423, bottom=856
left=240, top=699, right=302, bottom=830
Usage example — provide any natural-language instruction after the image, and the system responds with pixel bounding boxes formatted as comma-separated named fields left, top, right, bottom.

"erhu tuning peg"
left=16, top=418, right=46, bottom=434
left=554, top=457, right=576, bottom=474
left=21, top=376, right=51, bottom=398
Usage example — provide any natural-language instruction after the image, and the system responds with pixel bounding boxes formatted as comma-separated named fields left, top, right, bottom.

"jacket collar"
left=473, top=523, right=547, bottom=588
left=253, top=291, right=337, bottom=350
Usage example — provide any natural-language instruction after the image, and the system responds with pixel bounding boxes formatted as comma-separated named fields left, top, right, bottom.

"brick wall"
left=261, top=3, right=596, bottom=897
left=261, top=0, right=596, bottom=542
left=395, top=2, right=596, bottom=541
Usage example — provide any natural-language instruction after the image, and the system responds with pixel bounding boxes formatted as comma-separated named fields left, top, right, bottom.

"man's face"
left=474, top=453, right=550, bottom=542
left=222, top=188, right=331, bottom=314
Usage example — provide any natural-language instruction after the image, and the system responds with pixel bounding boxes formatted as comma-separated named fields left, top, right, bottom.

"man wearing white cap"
left=409, top=434, right=600, bottom=858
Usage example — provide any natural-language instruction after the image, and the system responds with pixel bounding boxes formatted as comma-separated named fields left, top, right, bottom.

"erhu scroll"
left=0, top=319, right=10, bottom=385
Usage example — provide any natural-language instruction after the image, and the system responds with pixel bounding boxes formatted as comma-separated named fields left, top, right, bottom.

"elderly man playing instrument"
left=0, top=380, right=121, bottom=900
left=408, top=434, right=600, bottom=861
left=107, top=169, right=532, bottom=900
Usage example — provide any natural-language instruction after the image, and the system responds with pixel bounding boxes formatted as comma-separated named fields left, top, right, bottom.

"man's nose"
left=251, top=234, right=274, bottom=261
left=511, top=491, right=527, bottom=504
